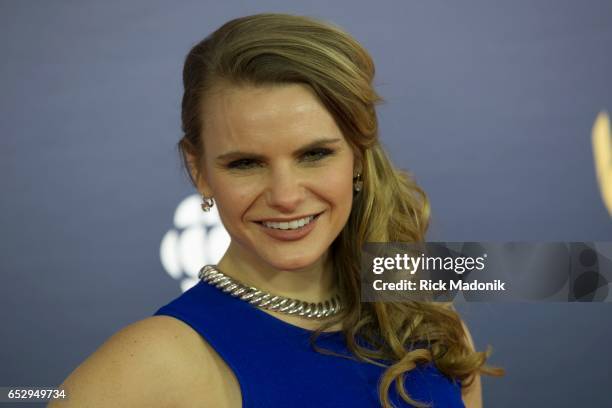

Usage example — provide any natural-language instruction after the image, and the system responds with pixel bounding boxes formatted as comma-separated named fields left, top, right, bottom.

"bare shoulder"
left=49, top=316, right=219, bottom=408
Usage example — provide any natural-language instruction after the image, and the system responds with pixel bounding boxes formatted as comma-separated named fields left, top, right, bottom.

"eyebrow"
left=215, top=137, right=343, bottom=162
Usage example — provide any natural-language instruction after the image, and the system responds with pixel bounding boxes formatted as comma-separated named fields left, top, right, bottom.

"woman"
left=53, top=13, right=501, bottom=408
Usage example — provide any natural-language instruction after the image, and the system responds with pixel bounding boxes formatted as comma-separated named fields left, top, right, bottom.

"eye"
left=226, top=158, right=261, bottom=170
left=302, top=148, right=335, bottom=161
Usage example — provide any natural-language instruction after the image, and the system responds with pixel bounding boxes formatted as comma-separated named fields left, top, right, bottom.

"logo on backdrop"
left=159, top=194, right=230, bottom=292
left=592, top=110, right=612, bottom=217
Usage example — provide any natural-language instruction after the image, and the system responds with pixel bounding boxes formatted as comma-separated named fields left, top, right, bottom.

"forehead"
left=200, top=83, right=344, bottom=152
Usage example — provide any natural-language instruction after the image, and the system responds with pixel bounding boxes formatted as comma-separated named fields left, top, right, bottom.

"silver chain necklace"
left=198, top=264, right=343, bottom=320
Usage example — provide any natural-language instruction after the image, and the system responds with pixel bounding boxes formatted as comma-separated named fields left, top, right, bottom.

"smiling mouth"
left=255, top=212, right=323, bottom=230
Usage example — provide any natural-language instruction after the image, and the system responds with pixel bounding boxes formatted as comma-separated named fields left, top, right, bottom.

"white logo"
left=160, top=194, right=230, bottom=292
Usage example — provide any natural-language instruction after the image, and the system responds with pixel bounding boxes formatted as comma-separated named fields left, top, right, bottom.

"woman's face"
left=194, top=82, right=357, bottom=271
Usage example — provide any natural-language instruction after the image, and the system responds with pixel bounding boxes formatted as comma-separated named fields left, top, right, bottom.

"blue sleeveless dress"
left=154, top=280, right=465, bottom=407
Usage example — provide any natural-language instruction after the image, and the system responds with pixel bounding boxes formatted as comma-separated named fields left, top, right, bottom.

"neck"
left=216, top=242, right=337, bottom=304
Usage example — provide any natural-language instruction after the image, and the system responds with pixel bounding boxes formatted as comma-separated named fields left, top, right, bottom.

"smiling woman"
left=51, top=13, right=502, bottom=408
left=196, top=83, right=356, bottom=276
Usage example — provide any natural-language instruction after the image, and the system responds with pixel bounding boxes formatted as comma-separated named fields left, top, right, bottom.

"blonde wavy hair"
left=178, top=13, right=503, bottom=407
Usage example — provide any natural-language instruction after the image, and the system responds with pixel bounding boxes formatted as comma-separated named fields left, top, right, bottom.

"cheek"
left=317, top=166, right=354, bottom=207
left=209, top=176, right=256, bottom=219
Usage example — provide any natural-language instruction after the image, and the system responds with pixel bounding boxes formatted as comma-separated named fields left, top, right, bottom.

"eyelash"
left=226, top=148, right=335, bottom=170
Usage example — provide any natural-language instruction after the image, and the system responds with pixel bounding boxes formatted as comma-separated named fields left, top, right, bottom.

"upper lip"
left=255, top=212, right=322, bottom=223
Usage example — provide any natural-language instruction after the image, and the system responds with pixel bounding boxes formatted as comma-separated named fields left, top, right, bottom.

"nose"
left=264, top=165, right=306, bottom=213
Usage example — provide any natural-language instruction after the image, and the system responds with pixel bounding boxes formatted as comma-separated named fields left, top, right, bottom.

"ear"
left=185, top=152, right=214, bottom=197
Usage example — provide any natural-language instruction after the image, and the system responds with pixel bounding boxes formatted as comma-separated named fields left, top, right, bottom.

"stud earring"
left=201, top=195, right=214, bottom=212
left=353, top=173, right=363, bottom=193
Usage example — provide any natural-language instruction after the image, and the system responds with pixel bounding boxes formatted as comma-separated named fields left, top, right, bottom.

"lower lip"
left=256, top=213, right=322, bottom=241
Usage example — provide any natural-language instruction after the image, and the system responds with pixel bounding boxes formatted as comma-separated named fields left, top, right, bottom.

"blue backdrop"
left=1, top=1, right=611, bottom=406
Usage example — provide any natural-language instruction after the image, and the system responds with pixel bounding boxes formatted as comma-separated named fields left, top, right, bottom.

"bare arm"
left=460, top=320, right=483, bottom=408
left=48, top=316, right=211, bottom=408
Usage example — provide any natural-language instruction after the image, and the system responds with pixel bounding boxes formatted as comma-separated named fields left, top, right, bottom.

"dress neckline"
left=249, top=302, right=344, bottom=335
left=197, top=280, right=344, bottom=336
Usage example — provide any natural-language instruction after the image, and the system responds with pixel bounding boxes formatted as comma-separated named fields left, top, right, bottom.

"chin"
left=263, top=252, right=323, bottom=272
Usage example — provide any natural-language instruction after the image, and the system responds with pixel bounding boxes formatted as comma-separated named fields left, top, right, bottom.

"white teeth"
left=263, top=215, right=315, bottom=230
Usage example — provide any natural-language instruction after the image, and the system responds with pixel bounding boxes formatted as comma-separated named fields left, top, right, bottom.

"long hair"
left=177, top=13, right=502, bottom=407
